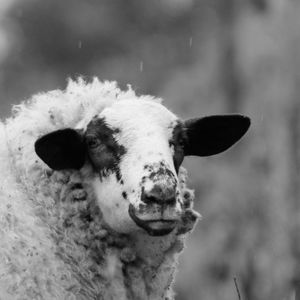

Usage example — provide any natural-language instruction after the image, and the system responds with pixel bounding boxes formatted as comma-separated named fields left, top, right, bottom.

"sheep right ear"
left=183, top=115, right=251, bottom=156
left=35, top=128, right=86, bottom=170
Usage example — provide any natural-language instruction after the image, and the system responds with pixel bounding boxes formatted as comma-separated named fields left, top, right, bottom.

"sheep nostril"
left=141, top=191, right=177, bottom=206
left=141, top=179, right=178, bottom=206
left=142, top=195, right=159, bottom=204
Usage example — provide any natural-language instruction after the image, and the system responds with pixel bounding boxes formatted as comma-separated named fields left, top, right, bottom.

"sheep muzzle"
left=128, top=203, right=179, bottom=236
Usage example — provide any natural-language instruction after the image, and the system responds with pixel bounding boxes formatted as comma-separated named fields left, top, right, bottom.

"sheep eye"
left=86, top=136, right=100, bottom=148
left=178, top=138, right=185, bottom=148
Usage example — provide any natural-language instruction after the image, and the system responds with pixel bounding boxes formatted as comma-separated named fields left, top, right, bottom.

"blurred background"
left=1, top=0, right=300, bottom=299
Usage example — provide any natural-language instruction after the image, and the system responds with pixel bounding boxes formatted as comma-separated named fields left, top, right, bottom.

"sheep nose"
left=141, top=183, right=177, bottom=206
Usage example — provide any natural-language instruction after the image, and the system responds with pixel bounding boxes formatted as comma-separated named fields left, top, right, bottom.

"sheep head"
left=35, top=99, right=250, bottom=236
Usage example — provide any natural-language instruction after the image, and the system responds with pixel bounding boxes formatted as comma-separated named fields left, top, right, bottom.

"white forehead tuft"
left=99, top=99, right=178, bottom=131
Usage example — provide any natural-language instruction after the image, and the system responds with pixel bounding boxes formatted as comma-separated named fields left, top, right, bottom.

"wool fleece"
left=0, top=78, right=199, bottom=300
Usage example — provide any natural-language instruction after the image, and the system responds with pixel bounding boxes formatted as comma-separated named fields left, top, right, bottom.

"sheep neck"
left=17, top=166, right=187, bottom=300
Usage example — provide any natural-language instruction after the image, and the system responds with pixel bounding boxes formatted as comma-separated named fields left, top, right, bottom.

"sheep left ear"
left=35, top=128, right=86, bottom=170
left=184, top=114, right=251, bottom=156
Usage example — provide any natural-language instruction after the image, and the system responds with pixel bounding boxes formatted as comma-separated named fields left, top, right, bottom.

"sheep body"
left=0, top=78, right=197, bottom=299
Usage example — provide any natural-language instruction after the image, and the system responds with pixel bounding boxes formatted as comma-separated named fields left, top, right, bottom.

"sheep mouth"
left=128, top=204, right=177, bottom=236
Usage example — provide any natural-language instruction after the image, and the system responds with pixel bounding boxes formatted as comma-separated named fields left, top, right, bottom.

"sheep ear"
left=35, top=128, right=86, bottom=170
left=184, top=114, right=251, bottom=156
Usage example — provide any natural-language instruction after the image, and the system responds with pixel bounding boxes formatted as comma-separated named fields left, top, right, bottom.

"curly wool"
left=0, top=78, right=198, bottom=299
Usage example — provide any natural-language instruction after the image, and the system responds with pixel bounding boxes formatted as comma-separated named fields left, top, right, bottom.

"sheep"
left=0, top=78, right=250, bottom=300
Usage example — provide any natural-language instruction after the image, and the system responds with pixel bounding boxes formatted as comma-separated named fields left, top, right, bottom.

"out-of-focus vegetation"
left=1, top=0, right=300, bottom=299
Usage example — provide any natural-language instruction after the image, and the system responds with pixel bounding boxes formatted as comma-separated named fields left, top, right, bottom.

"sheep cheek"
left=92, top=175, right=136, bottom=233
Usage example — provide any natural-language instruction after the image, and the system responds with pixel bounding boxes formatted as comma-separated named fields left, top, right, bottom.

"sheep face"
left=86, top=100, right=184, bottom=236
left=35, top=100, right=250, bottom=236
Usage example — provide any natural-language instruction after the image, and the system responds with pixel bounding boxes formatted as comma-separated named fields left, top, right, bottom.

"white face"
left=86, top=100, right=185, bottom=236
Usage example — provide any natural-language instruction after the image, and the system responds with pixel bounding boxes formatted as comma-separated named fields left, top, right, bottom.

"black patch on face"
left=85, top=117, right=126, bottom=181
left=169, top=121, right=187, bottom=173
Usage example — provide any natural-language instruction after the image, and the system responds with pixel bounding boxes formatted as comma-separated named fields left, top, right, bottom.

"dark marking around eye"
left=169, top=121, right=186, bottom=173
left=86, top=117, right=126, bottom=181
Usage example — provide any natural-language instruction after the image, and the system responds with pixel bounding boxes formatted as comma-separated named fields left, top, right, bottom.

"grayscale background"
left=1, top=1, right=299, bottom=299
